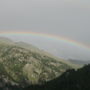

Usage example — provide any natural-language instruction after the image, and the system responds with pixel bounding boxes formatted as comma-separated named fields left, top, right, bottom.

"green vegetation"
left=0, top=64, right=90, bottom=90
left=0, top=37, right=88, bottom=90
left=0, top=37, right=73, bottom=87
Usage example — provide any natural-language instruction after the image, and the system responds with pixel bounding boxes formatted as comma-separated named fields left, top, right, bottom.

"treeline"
left=0, top=64, right=90, bottom=90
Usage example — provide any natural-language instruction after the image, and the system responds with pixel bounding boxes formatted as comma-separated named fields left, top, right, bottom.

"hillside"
left=41, top=64, right=90, bottom=90
left=0, top=37, right=73, bottom=87
left=22, top=64, right=90, bottom=90
left=0, top=63, right=90, bottom=90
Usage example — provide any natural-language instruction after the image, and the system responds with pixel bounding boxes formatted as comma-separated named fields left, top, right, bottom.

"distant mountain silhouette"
left=68, top=59, right=90, bottom=65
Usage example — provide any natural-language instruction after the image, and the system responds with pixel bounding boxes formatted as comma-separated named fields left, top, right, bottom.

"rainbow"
left=0, top=31, right=90, bottom=50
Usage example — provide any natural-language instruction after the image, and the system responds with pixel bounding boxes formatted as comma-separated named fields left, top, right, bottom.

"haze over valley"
left=0, top=34, right=90, bottom=61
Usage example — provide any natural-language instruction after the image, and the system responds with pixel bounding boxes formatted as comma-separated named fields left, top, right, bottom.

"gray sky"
left=0, top=0, right=90, bottom=60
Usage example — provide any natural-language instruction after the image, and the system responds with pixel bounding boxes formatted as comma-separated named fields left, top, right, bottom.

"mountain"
left=44, top=64, right=90, bottom=90
left=0, top=37, right=13, bottom=44
left=0, top=37, right=74, bottom=87
left=68, top=59, right=90, bottom=65
left=0, top=64, right=90, bottom=90
left=23, top=64, right=90, bottom=90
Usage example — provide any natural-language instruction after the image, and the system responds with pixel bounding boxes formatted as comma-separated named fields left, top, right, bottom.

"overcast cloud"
left=0, top=0, right=90, bottom=60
